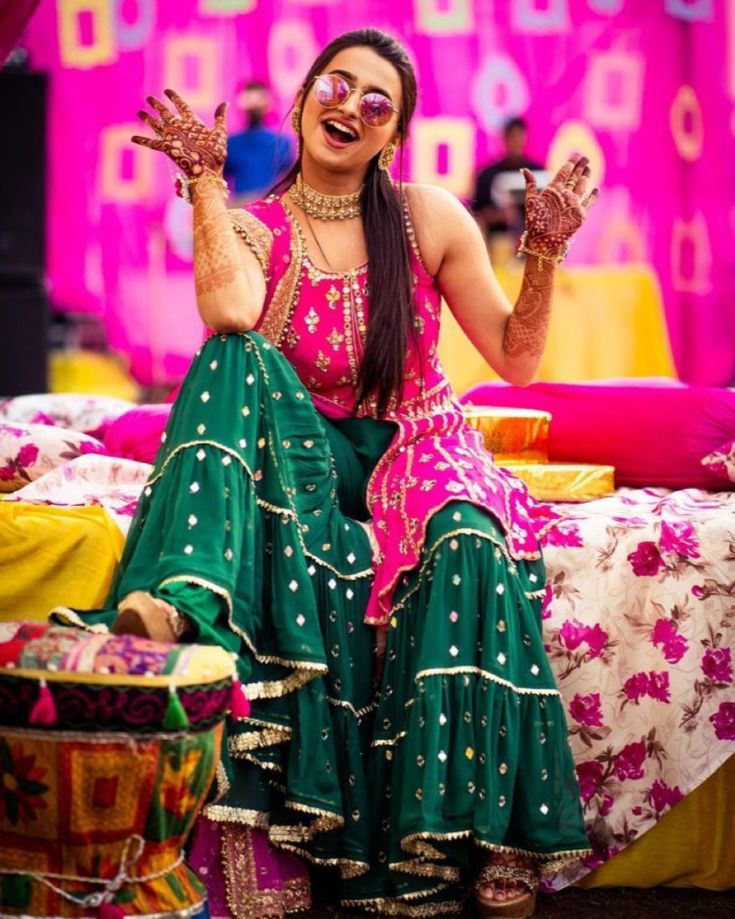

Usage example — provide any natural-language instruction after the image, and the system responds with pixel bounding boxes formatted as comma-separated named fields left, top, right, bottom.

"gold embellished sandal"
left=475, top=858, right=539, bottom=918
left=113, top=591, right=189, bottom=642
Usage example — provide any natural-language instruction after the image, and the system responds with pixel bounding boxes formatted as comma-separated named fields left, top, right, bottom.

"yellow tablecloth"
left=439, top=264, right=677, bottom=395
left=580, top=755, right=735, bottom=890
left=0, top=502, right=124, bottom=621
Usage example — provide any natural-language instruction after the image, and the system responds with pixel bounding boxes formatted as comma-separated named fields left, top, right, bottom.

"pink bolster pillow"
left=103, top=404, right=171, bottom=464
left=461, top=381, right=735, bottom=490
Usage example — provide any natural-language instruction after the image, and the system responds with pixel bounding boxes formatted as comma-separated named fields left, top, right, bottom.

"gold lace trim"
left=388, top=526, right=546, bottom=622
left=401, top=192, right=433, bottom=280
left=326, top=696, right=378, bottom=719
left=413, top=666, right=560, bottom=697
left=372, top=731, right=407, bottom=748
left=342, top=880, right=453, bottom=911
left=159, top=579, right=327, bottom=701
left=259, top=198, right=304, bottom=347
left=341, top=899, right=461, bottom=917
left=341, top=836, right=591, bottom=916
left=221, top=824, right=311, bottom=919
left=228, top=724, right=292, bottom=754
left=201, top=803, right=270, bottom=828
left=213, top=760, right=231, bottom=802
left=227, top=208, right=273, bottom=281
left=243, top=662, right=327, bottom=701
left=389, top=859, right=460, bottom=882
left=403, top=829, right=591, bottom=868
left=47, top=607, right=109, bottom=633
left=241, top=752, right=282, bottom=773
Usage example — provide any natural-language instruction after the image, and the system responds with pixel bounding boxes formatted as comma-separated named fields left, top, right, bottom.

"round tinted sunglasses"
left=312, top=74, right=399, bottom=127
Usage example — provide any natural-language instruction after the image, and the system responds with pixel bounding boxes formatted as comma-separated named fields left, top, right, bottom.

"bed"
left=0, top=388, right=733, bottom=893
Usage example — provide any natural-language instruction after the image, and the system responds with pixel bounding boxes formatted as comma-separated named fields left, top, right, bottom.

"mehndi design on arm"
left=504, top=260, right=554, bottom=359
left=505, top=157, right=599, bottom=359
left=194, top=186, right=243, bottom=296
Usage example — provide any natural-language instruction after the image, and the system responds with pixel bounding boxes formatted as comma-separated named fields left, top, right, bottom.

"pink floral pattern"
left=0, top=423, right=107, bottom=493
left=702, top=438, right=735, bottom=485
left=709, top=702, right=735, bottom=740
left=536, top=486, right=735, bottom=889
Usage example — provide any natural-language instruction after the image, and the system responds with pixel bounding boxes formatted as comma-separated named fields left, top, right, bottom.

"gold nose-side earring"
left=378, top=142, right=397, bottom=171
left=291, top=107, right=301, bottom=134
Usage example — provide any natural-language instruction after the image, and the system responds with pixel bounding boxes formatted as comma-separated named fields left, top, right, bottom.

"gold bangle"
left=175, top=171, right=229, bottom=204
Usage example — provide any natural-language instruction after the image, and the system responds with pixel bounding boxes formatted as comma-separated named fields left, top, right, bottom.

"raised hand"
left=520, top=156, right=599, bottom=261
left=131, top=89, right=228, bottom=178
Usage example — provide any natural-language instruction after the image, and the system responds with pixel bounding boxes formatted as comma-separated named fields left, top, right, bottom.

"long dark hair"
left=273, top=29, right=418, bottom=417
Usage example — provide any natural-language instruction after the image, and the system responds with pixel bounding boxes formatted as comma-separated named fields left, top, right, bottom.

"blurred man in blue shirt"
left=225, top=80, right=294, bottom=205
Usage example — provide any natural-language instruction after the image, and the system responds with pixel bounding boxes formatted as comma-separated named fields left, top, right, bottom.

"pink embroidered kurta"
left=228, top=195, right=540, bottom=625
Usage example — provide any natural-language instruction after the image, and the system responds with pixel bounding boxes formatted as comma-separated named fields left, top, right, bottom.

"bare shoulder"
left=402, top=183, right=474, bottom=275
left=404, top=183, right=467, bottom=221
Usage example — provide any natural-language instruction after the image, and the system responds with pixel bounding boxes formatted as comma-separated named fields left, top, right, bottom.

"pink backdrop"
left=24, top=0, right=732, bottom=387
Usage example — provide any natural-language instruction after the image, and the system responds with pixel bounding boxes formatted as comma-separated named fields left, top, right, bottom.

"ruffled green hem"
left=71, top=333, right=589, bottom=915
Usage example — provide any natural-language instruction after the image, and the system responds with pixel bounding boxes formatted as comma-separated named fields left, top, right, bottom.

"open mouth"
left=322, top=119, right=359, bottom=145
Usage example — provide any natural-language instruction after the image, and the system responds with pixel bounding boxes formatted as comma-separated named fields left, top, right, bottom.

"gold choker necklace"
left=289, top=174, right=362, bottom=220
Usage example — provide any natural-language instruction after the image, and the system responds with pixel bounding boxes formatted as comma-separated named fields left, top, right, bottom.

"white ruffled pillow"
left=8, top=453, right=152, bottom=534
left=0, top=393, right=134, bottom=437
left=0, top=422, right=107, bottom=493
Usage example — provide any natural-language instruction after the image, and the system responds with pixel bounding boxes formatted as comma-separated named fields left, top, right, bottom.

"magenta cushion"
left=461, top=381, right=735, bottom=489
left=103, top=404, right=171, bottom=464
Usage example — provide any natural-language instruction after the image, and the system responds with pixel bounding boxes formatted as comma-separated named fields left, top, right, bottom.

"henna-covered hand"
left=131, top=88, right=228, bottom=178
left=521, top=156, right=599, bottom=258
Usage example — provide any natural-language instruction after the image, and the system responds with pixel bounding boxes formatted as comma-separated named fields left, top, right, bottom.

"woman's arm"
left=191, top=181, right=266, bottom=333
left=408, top=159, right=597, bottom=386
left=132, top=89, right=266, bottom=333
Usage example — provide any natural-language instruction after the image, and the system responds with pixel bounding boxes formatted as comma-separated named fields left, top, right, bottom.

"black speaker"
left=0, top=284, right=48, bottom=395
left=0, top=70, right=47, bottom=281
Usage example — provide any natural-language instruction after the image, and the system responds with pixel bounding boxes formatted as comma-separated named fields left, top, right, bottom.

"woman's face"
left=299, top=45, right=403, bottom=177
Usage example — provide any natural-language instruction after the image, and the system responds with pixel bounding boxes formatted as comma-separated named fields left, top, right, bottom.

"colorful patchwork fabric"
left=0, top=727, right=221, bottom=917
left=0, top=623, right=234, bottom=917
left=0, top=623, right=235, bottom=731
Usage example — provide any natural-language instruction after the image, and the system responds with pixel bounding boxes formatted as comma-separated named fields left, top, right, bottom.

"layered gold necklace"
left=288, top=173, right=363, bottom=220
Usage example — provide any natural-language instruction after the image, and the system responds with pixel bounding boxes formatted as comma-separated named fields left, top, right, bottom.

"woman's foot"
left=475, top=851, right=539, bottom=918
left=113, top=591, right=187, bottom=642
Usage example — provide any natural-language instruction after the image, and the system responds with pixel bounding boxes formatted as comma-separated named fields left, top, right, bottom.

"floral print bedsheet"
left=4, top=453, right=152, bottom=534
left=532, top=486, right=735, bottom=888
left=4, top=439, right=734, bottom=886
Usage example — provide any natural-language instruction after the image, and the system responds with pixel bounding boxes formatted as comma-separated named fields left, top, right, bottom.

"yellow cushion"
left=0, top=502, right=124, bottom=621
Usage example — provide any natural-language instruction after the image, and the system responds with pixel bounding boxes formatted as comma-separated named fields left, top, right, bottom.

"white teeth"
left=326, top=119, right=357, bottom=139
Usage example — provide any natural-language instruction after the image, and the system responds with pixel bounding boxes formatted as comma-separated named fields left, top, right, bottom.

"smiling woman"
left=64, top=26, right=600, bottom=919
left=279, top=37, right=417, bottom=417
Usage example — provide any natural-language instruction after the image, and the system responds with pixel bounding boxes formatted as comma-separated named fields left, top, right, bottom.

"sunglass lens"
left=360, top=93, right=394, bottom=126
left=314, top=74, right=349, bottom=108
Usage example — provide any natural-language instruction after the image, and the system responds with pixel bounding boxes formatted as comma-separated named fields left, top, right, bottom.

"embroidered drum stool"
left=0, top=621, right=241, bottom=919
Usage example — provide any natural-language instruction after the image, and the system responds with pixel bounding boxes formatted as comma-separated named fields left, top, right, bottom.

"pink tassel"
left=98, top=903, right=125, bottom=919
left=29, top=679, right=57, bottom=726
left=229, top=679, right=251, bottom=719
